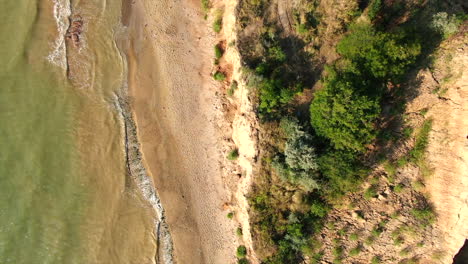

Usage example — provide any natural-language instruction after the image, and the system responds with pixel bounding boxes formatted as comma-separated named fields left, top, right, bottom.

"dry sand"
left=124, top=0, right=238, bottom=263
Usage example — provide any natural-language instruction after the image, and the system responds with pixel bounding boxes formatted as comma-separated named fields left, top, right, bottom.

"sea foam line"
left=114, top=92, right=174, bottom=264
left=47, top=0, right=71, bottom=69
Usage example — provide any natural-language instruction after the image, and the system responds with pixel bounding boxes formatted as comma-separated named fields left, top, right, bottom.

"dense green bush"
left=237, top=245, right=247, bottom=258
left=337, top=23, right=421, bottom=81
left=258, top=78, right=299, bottom=115
left=367, top=0, right=382, bottom=20
left=227, top=148, right=239, bottom=160
left=238, top=258, right=249, bottom=264
left=310, top=68, right=380, bottom=152
left=318, top=150, right=367, bottom=200
left=311, top=23, right=421, bottom=152
left=214, top=71, right=226, bottom=81
left=214, top=44, right=223, bottom=59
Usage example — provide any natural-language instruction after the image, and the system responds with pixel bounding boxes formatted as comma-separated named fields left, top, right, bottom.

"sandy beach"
left=123, top=0, right=237, bottom=263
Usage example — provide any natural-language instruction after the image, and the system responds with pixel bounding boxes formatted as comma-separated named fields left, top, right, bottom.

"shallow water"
left=0, top=0, right=157, bottom=263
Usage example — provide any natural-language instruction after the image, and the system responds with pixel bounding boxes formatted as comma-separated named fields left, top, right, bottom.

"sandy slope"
left=406, top=33, right=468, bottom=263
left=125, top=0, right=237, bottom=263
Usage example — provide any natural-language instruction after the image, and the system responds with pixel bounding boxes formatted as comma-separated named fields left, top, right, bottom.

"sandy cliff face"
left=418, top=34, right=468, bottom=263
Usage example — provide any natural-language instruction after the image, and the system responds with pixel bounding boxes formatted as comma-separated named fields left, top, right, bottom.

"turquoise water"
left=0, top=0, right=157, bottom=263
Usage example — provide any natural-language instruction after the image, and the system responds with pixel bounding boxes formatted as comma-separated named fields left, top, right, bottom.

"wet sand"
left=124, top=0, right=237, bottom=263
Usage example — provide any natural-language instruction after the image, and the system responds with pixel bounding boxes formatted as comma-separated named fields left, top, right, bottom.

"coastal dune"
left=124, top=0, right=237, bottom=263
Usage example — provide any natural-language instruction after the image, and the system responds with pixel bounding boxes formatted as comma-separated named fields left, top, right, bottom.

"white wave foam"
left=114, top=92, right=174, bottom=264
left=47, top=0, right=71, bottom=69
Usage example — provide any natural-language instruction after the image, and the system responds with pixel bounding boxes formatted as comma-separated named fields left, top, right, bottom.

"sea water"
left=0, top=0, right=158, bottom=263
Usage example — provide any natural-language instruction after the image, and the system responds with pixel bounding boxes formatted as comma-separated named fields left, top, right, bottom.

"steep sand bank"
left=125, top=0, right=237, bottom=263
left=416, top=35, right=468, bottom=263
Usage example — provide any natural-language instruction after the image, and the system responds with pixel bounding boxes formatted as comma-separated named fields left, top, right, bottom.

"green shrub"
left=227, top=212, right=234, bottom=219
left=402, top=127, right=414, bottom=139
left=332, top=246, right=344, bottom=258
left=237, top=245, right=247, bottom=258
left=214, top=71, right=226, bottom=81
left=213, top=14, right=222, bottom=33
left=371, top=256, right=381, bottom=264
left=399, top=247, right=410, bottom=256
left=409, top=119, right=432, bottom=163
left=367, top=0, right=382, bottom=20
left=310, top=200, right=329, bottom=218
left=236, top=227, right=243, bottom=236
left=310, top=68, right=380, bottom=152
left=238, top=258, right=249, bottom=264
left=383, top=161, right=397, bottom=177
left=318, top=150, right=367, bottom=200
left=337, top=227, right=347, bottom=237
left=349, top=246, right=361, bottom=256
left=364, top=185, right=378, bottom=200
left=393, top=183, right=404, bottom=193
left=365, top=236, right=375, bottom=246
left=227, top=149, right=239, bottom=160
left=227, top=81, right=238, bottom=96
left=431, top=12, right=461, bottom=38
left=201, top=0, right=210, bottom=12
left=214, top=44, right=223, bottom=59
left=350, top=233, right=359, bottom=241
left=393, top=236, right=404, bottom=246
left=272, top=118, right=320, bottom=191
left=411, top=206, right=436, bottom=226
left=412, top=180, right=425, bottom=191
left=337, top=23, right=421, bottom=80
left=371, top=226, right=383, bottom=237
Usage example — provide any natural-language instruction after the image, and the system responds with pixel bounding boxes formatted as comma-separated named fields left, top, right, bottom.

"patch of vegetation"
left=365, top=236, right=375, bottom=246
left=364, top=185, right=378, bottom=200
left=227, top=212, right=234, bottom=219
left=408, top=119, right=432, bottom=163
left=431, top=12, right=462, bottom=39
left=349, top=233, right=358, bottom=241
left=399, top=247, right=411, bottom=257
left=411, top=206, right=436, bottom=227
left=238, top=1, right=438, bottom=261
left=393, top=236, right=404, bottom=246
left=238, top=258, right=249, bottom=264
left=349, top=246, right=361, bottom=256
left=367, top=0, right=382, bottom=20
left=214, top=71, right=226, bottom=81
left=237, top=245, right=247, bottom=258
left=237, top=227, right=243, bottom=236
left=227, top=81, right=238, bottom=96
left=371, top=256, right=381, bottom=264
left=271, top=118, right=320, bottom=191
left=227, top=149, right=239, bottom=160
left=412, top=180, right=425, bottom=191
left=213, top=11, right=223, bottom=33
left=393, top=183, right=404, bottom=193
left=371, top=226, right=383, bottom=237
left=214, top=44, right=223, bottom=59
left=201, top=0, right=210, bottom=12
